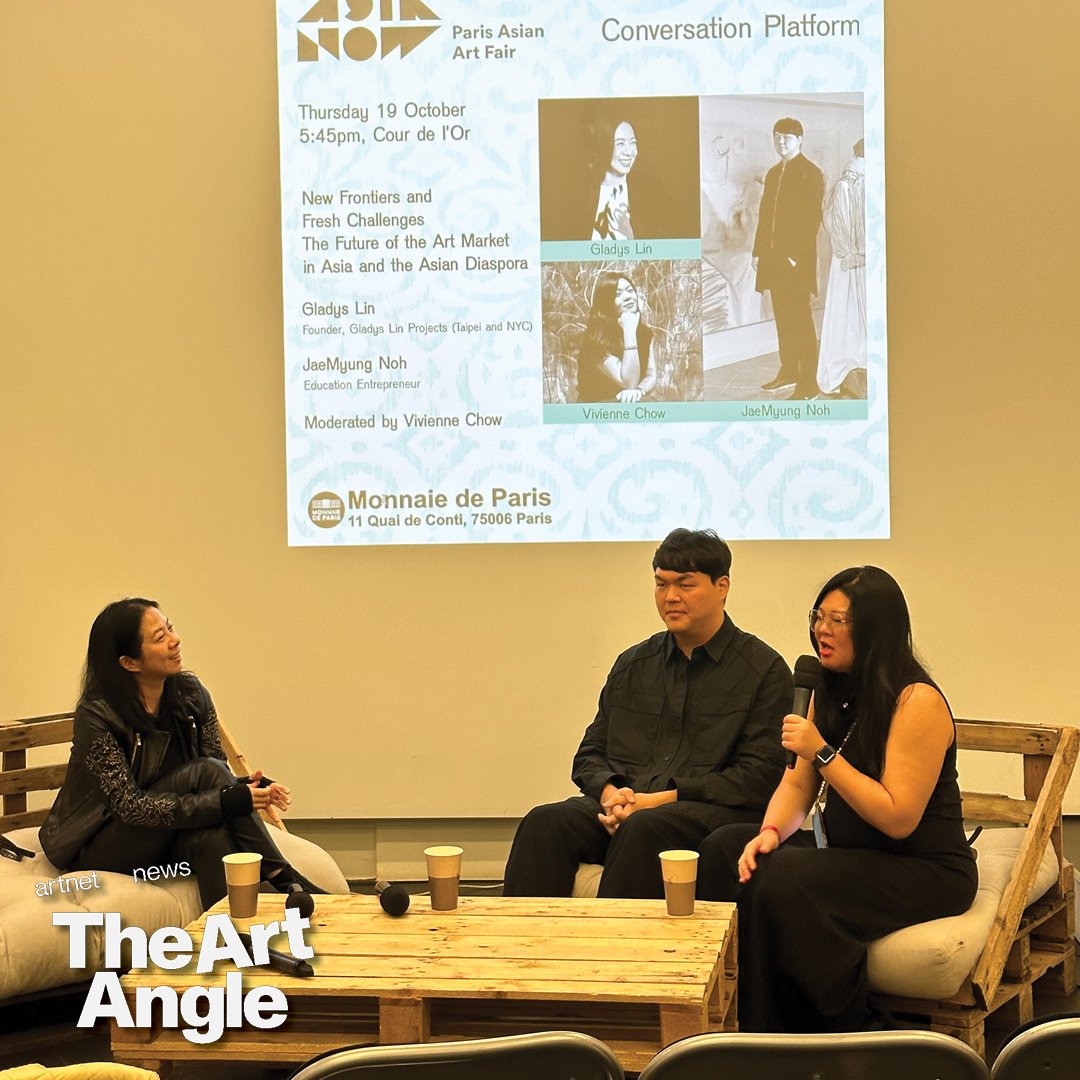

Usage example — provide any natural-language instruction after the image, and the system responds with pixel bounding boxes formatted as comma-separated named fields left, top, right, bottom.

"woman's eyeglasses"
left=808, top=609, right=853, bottom=630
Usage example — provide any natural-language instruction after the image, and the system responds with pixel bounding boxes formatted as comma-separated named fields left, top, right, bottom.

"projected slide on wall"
left=276, top=0, right=885, bottom=546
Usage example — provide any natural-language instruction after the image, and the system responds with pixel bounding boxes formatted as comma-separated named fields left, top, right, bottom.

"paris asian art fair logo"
left=308, top=491, right=345, bottom=528
left=297, top=0, right=441, bottom=62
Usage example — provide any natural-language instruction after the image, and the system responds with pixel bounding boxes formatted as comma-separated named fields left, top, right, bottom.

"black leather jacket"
left=40, top=674, right=234, bottom=868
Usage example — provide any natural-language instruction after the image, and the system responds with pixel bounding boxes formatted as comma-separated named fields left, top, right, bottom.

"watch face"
left=816, top=744, right=836, bottom=765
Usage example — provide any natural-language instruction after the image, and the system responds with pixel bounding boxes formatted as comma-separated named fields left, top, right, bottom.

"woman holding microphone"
left=696, top=566, right=977, bottom=1032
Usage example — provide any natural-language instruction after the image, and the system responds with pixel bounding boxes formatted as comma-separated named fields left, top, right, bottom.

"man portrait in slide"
left=502, top=528, right=792, bottom=898
left=754, top=117, right=825, bottom=400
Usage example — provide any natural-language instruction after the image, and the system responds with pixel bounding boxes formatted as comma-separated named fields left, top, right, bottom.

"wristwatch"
left=815, top=742, right=838, bottom=767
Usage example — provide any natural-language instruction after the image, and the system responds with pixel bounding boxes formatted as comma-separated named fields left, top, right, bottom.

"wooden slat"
left=121, top=972, right=717, bottom=1004
left=960, top=792, right=1036, bottom=824
left=0, top=744, right=27, bottom=820
left=0, top=716, right=75, bottom=753
left=955, top=719, right=1061, bottom=755
left=0, top=762, right=68, bottom=796
left=124, top=957, right=711, bottom=989
left=217, top=716, right=287, bottom=832
left=0, top=806, right=51, bottom=831
left=288, top=893, right=737, bottom=923
left=309, top=937, right=723, bottom=965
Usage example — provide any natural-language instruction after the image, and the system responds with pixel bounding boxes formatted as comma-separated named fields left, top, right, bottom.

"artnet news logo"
left=296, top=0, right=441, bottom=62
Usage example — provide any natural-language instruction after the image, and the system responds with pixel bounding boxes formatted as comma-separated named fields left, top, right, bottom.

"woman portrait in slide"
left=575, top=271, right=657, bottom=403
left=590, top=118, right=639, bottom=240
left=696, top=566, right=978, bottom=1032
left=40, top=598, right=321, bottom=911
left=538, top=97, right=699, bottom=243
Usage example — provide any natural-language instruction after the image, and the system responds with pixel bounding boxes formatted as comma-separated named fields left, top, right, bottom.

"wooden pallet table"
left=112, top=894, right=736, bottom=1075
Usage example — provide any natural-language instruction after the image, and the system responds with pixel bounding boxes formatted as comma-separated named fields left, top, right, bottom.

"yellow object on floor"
left=0, top=1065, right=159, bottom=1079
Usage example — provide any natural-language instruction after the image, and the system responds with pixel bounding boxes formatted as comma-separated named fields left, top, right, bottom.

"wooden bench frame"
left=874, top=719, right=1078, bottom=1058
left=4, top=714, right=1077, bottom=1062
left=0, top=711, right=285, bottom=835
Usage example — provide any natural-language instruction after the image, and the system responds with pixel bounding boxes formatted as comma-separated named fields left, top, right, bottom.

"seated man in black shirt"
left=503, top=528, right=792, bottom=898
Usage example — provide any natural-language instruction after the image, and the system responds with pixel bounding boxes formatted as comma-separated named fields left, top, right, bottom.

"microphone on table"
left=284, top=882, right=315, bottom=919
left=375, top=878, right=410, bottom=916
left=787, top=654, right=822, bottom=769
left=237, top=932, right=314, bottom=978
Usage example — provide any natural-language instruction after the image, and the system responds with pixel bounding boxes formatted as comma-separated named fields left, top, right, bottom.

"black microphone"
left=786, top=654, right=822, bottom=768
left=284, top=882, right=315, bottom=919
left=375, top=878, right=410, bottom=916
left=237, top=932, right=314, bottom=978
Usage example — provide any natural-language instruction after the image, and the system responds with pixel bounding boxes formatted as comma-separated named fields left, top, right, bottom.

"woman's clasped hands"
left=246, top=769, right=291, bottom=814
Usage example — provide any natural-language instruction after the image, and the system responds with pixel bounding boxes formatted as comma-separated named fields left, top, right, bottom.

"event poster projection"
left=277, top=0, right=885, bottom=545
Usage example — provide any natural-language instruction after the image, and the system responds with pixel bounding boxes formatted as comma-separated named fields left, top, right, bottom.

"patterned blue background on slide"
left=277, top=0, right=885, bottom=545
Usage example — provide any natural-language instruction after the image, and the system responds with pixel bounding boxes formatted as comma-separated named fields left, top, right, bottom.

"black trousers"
left=697, top=823, right=978, bottom=1032
left=71, top=757, right=290, bottom=909
left=502, top=795, right=760, bottom=898
left=766, top=268, right=819, bottom=396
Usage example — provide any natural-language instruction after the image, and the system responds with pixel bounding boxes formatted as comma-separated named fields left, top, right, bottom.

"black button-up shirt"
left=571, top=615, right=792, bottom=808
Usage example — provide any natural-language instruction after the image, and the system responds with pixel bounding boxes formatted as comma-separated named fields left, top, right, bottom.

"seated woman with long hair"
left=41, top=598, right=320, bottom=911
left=696, top=566, right=978, bottom=1032
left=576, top=271, right=657, bottom=403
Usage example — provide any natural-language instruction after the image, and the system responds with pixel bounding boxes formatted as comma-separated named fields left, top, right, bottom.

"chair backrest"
left=287, top=1031, right=624, bottom=1080
left=0, top=712, right=74, bottom=831
left=990, top=1016, right=1080, bottom=1079
left=636, top=1030, right=990, bottom=1080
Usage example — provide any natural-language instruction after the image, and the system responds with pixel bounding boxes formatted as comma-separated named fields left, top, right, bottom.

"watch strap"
left=815, top=742, right=838, bottom=766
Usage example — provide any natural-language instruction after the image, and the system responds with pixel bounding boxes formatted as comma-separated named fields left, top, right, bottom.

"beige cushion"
left=868, top=827, right=1057, bottom=998
left=572, top=827, right=1059, bottom=1001
left=272, top=828, right=350, bottom=894
left=573, top=863, right=603, bottom=898
left=0, top=824, right=348, bottom=1001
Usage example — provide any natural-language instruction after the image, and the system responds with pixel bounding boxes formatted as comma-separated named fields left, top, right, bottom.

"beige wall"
left=2, top=3, right=1078, bottom=878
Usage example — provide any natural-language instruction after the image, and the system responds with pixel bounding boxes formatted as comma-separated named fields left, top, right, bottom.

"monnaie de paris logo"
left=297, top=0, right=441, bottom=62
left=308, top=491, right=346, bottom=528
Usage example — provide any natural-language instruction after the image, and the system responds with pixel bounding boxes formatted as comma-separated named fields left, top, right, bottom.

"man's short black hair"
left=652, top=529, right=732, bottom=582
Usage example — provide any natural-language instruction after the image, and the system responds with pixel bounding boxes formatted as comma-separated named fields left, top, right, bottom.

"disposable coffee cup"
left=659, top=849, right=699, bottom=917
left=424, top=845, right=463, bottom=910
left=222, top=852, right=262, bottom=919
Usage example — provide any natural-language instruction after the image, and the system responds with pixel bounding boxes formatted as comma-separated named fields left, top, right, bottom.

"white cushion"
left=272, top=828, right=350, bottom=893
left=0, top=824, right=349, bottom=1000
left=573, top=863, right=603, bottom=898
left=868, top=827, right=1058, bottom=999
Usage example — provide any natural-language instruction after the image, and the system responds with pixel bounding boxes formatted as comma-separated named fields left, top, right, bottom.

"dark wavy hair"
left=81, top=597, right=186, bottom=733
left=810, top=567, right=931, bottom=778
left=581, top=271, right=633, bottom=357
left=653, top=528, right=732, bottom=582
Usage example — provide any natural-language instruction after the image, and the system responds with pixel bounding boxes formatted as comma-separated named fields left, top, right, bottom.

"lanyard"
left=811, top=721, right=857, bottom=849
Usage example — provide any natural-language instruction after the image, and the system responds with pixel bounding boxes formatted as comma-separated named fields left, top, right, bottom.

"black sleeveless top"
left=820, top=684, right=977, bottom=867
